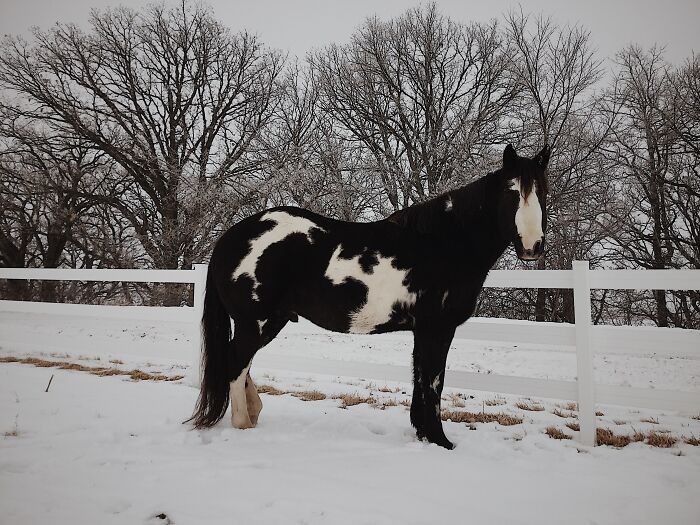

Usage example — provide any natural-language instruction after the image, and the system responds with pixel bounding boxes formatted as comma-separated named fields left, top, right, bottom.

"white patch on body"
left=431, top=374, right=441, bottom=393
left=445, top=197, right=453, bottom=211
left=325, top=246, right=416, bottom=333
left=511, top=179, right=543, bottom=250
left=232, top=211, right=324, bottom=299
left=441, top=291, right=449, bottom=307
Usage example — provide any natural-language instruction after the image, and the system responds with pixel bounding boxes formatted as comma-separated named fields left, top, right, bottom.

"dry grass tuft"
left=3, top=430, right=19, bottom=438
left=377, top=386, right=399, bottom=393
left=399, top=399, right=411, bottom=407
left=682, top=435, right=700, bottom=446
left=545, top=426, right=571, bottom=440
left=640, top=417, right=659, bottom=424
left=646, top=431, right=677, bottom=448
left=334, top=393, right=376, bottom=408
left=596, top=428, right=646, bottom=448
left=441, top=409, right=522, bottom=426
left=484, top=397, right=506, bottom=407
left=0, top=356, right=183, bottom=381
left=257, top=384, right=285, bottom=395
left=596, top=411, right=604, bottom=416
left=553, top=408, right=577, bottom=419
left=291, top=390, right=326, bottom=402
left=558, top=402, right=578, bottom=411
left=515, top=401, right=545, bottom=412
left=565, top=421, right=580, bottom=432
left=613, top=419, right=628, bottom=425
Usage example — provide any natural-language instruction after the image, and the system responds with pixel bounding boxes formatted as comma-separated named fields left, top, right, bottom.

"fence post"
left=573, top=260, right=596, bottom=446
left=191, top=264, right=208, bottom=388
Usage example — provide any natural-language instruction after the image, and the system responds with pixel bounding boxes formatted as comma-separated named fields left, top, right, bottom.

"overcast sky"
left=1, top=0, right=698, bottom=67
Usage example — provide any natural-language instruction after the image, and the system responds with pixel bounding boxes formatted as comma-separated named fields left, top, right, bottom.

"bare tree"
left=311, top=3, right=517, bottom=211
left=0, top=114, right=117, bottom=300
left=503, top=11, right=608, bottom=322
left=604, top=46, right=699, bottom=327
left=0, top=2, right=283, bottom=281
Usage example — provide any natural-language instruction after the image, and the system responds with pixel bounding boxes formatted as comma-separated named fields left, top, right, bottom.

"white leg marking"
left=245, top=373, right=263, bottom=426
left=325, top=246, right=416, bottom=333
left=431, top=374, right=441, bottom=393
left=232, top=211, right=325, bottom=299
left=511, top=179, right=543, bottom=250
left=230, top=364, right=253, bottom=429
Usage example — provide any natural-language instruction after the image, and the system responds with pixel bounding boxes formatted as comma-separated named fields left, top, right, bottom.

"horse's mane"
left=386, top=173, right=497, bottom=234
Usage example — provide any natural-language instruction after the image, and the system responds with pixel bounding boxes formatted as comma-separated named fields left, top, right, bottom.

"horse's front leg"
left=245, top=373, right=263, bottom=426
left=411, top=326, right=456, bottom=449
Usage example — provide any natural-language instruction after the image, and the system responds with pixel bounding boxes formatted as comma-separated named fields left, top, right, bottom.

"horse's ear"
left=535, top=144, right=551, bottom=169
left=503, top=144, right=517, bottom=170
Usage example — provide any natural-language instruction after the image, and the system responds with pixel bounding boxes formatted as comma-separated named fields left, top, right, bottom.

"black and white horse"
left=190, top=144, right=550, bottom=449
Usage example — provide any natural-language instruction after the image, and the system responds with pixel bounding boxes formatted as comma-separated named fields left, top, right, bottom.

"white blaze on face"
left=511, top=179, right=543, bottom=251
left=232, top=211, right=324, bottom=299
left=325, top=245, right=416, bottom=333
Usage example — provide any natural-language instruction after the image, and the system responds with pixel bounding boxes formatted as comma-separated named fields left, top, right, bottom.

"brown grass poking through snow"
left=613, top=419, right=628, bottom=425
left=291, top=390, right=326, bottom=402
left=515, top=401, right=545, bottom=412
left=484, top=397, right=506, bottom=406
left=334, top=393, right=376, bottom=408
left=257, top=384, right=285, bottom=396
left=596, top=428, right=646, bottom=448
left=441, top=409, right=522, bottom=426
left=640, top=417, right=659, bottom=424
left=559, top=402, right=578, bottom=411
left=545, top=426, right=571, bottom=440
left=595, top=411, right=604, bottom=416
left=0, top=356, right=183, bottom=381
left=646, top=431, right=677, bottom=448
left=552, top=408, right=577, bottom=419
left=565, top=421, right=580, bottom=432
left=683, top=435, right=700, bottom=446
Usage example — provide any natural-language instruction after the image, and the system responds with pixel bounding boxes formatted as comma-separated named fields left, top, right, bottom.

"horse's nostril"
left=533, top=240, right=542, bottom=253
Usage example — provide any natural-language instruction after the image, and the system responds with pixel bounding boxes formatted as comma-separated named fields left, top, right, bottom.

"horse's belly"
left=323, top=246, right=416, bottom=334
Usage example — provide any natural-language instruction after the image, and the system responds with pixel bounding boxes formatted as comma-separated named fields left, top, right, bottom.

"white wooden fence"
left=1, top=261, right=699, bottom=446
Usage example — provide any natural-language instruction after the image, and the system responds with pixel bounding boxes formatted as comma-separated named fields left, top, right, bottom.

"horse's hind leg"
left=230, top=314, right=290, bottom=428
left=245, top=374, right=263, bottom=426
left=229, top=319, right=260, bottom=429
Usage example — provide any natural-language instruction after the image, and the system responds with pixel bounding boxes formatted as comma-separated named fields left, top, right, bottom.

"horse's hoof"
left=231, top=416, right=254, bottom=430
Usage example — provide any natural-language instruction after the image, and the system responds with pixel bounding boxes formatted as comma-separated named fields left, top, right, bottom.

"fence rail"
left=1, top=262, right=699, bottom=446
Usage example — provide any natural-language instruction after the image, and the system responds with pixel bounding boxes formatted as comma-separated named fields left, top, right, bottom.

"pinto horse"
left=189, top=144, right=550, bottom=449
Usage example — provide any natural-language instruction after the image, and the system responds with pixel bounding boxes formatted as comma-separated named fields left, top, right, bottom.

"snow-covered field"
left=1, top=311, right=700, bottom=524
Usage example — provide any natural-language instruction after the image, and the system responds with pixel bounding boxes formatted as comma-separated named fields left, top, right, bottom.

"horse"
left=189, top=143, right=550, bottom=449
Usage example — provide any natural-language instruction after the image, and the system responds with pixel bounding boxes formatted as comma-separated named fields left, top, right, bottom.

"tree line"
left=0, top=3, right=698, bottom=327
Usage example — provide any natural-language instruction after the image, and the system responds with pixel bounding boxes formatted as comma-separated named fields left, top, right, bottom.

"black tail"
left=188, top=268, right=232, bottom=428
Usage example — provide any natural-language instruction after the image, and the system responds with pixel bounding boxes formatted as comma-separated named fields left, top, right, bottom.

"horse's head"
left=497, top=144, right=550, bottom=261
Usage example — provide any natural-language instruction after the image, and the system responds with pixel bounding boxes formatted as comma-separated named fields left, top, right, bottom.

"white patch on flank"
left=325, top=246, right=416, bottom=333
left=445, top=197, right=453, bottom=211
left=232, top=211, right=324, bottom=299
left=510, top=179, right=543, bottom=250
left=441, top=291, right=449, bottom=307
left=257, top=319, right=266, bottom=334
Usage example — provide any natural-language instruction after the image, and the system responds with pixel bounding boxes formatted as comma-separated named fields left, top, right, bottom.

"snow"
left=1, top=311, right=700, bottom=523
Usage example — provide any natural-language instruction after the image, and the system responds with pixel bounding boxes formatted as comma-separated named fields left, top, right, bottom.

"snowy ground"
left=1, top=312, right=700, bottom=524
